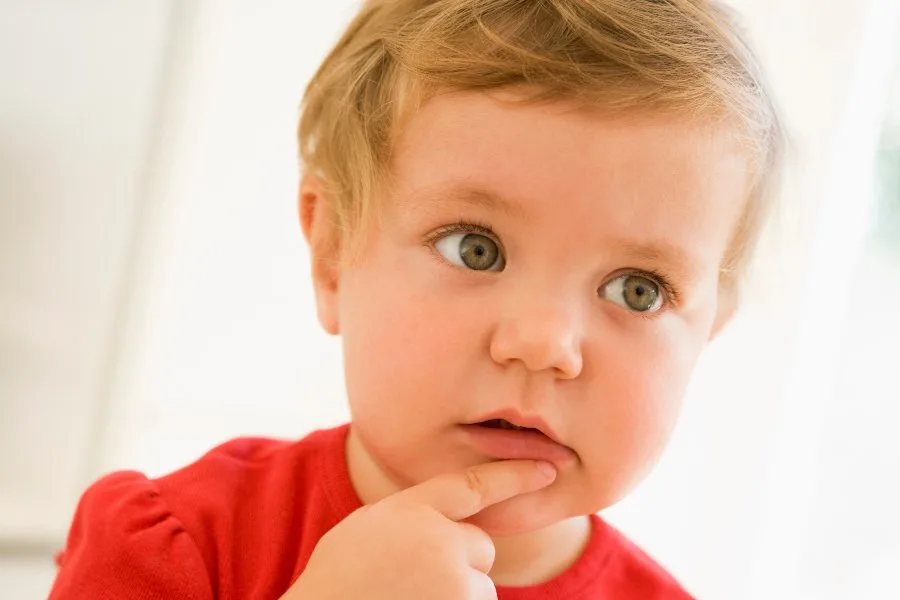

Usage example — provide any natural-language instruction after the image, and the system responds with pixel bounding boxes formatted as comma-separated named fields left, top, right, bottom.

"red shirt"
left=50, top=425, right=693, bottom=599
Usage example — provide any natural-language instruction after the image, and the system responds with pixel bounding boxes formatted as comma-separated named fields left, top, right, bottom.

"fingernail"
left=536, top=461, right=557, bottom=479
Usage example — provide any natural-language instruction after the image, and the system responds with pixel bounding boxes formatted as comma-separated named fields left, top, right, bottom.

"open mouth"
left=477, top=419, right=540, bottom=433
left=464, top=417, right=573, bottom=462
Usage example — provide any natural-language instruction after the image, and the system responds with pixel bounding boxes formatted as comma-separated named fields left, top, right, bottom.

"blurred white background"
left=1, top=1, right=899, bottom=598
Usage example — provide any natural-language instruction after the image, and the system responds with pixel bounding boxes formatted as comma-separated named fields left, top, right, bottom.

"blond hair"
left=298, top=0, right=784, bottom=287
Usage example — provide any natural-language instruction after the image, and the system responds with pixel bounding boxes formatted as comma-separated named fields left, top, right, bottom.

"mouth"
left=470, top=412, right=560, bottom=441
left=462, top=414, right=575, bottom=463
left=477, top=418, right=539, bottom=432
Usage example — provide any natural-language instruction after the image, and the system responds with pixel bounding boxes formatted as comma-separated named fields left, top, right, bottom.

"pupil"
left=622, top=275, right=659, bottom=312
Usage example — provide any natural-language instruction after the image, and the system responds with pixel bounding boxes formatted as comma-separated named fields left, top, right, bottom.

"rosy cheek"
left=577, top=328, right=695, bottom=469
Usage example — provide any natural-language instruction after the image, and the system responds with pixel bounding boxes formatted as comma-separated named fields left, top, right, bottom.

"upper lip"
left=467, top=410, right=562, bottom=444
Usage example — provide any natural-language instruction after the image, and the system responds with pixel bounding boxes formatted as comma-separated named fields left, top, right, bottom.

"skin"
left=287, top=459, right=559, bottom=600
left=297, top=90, right=749, bottom=590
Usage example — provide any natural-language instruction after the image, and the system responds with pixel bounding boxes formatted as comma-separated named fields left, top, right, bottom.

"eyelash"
left=425, top=219, right=503, bottom=253
left=425, top=220, right=680, bottom=308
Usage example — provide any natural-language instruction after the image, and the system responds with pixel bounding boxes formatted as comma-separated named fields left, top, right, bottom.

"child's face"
left=305, top=90, right=748, bottom=534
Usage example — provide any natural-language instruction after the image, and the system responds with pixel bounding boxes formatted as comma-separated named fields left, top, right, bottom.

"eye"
left=600, top=273, right=664, bottom=313
left=433, top=231, right=505, bottom=271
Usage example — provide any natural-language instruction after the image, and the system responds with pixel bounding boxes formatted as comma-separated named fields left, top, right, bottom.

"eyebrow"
left=617, top=240, right=704, bottom=282
left=403, top=181, right=528, bottom=220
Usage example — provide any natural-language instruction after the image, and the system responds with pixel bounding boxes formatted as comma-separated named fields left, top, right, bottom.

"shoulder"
left=57, top=470, right=202, bottom=562
left=51, top=425, right=349, bottom=599
left=51, top=470, right=214, bottom=599
left=593, top=516, right=695, bottom=599
left=152, top=425, right=345, bottom=519
left=147, top=426, right=347, bottom=558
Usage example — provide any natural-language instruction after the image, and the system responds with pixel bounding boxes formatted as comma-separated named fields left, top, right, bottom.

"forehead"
left=391, top=90, right=747, bottom=199
left=388, top=91, right=749, bottom=275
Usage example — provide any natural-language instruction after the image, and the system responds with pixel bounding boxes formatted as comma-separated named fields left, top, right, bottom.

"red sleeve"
left=49, top=471, right=214, bottom=600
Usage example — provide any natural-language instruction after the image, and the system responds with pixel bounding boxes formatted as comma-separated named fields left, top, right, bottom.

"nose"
left=489, top=300, right=584, bottom=379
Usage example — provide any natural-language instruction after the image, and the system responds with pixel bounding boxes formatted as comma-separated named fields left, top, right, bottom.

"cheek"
left=574, top=318, right=704, bottom=504
left=339, top=264, right=477, bottom=438
left=339, top=263, right=501, bottom=488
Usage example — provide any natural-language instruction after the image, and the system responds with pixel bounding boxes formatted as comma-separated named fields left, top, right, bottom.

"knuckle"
left=469, top=572, right=498, bottom=600
left=461, top=522, right=491, bottom=547
left=462, top=467, right=490, bottom=500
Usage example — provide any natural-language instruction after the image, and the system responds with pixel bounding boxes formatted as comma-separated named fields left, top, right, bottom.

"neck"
left=344, top=427, right=592, bottom=586
left=489, top=515, right=591, bottom=586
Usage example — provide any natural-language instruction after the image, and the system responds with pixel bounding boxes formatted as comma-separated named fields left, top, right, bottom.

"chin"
left=465, top=489, right=569, bottom=537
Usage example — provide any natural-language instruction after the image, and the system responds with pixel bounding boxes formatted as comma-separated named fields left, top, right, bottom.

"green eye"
left=601, top=274, right=663, bottom=313
left=434, top=232, right=505, bottom=271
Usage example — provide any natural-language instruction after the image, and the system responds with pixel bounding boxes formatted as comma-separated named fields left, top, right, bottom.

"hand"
left=282, top=459, right=557, bottom=600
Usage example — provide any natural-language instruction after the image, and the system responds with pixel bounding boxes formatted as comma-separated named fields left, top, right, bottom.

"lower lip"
left=460, top=424, right=576, bottom=463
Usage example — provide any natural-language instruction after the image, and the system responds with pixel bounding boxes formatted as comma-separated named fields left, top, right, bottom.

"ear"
left=299, top=174, right=342, bottom=335
left=708, top=279, right=739, bottom=341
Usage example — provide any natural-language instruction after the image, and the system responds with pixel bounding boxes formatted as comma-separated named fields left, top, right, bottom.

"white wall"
left=2, top=1, right=898, bottom=598
left=0, top=0, right=177, bottom=594
left=0, top=0, right=176, bottom=551
left=91, top=1, right=359, bottom=481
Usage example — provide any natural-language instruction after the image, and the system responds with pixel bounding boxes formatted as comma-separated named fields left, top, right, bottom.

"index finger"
left=398, top=460, right=557, bottom=521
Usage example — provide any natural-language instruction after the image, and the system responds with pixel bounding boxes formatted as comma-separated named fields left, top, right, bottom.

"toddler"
left=50, top=0, right=784, bottom=598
